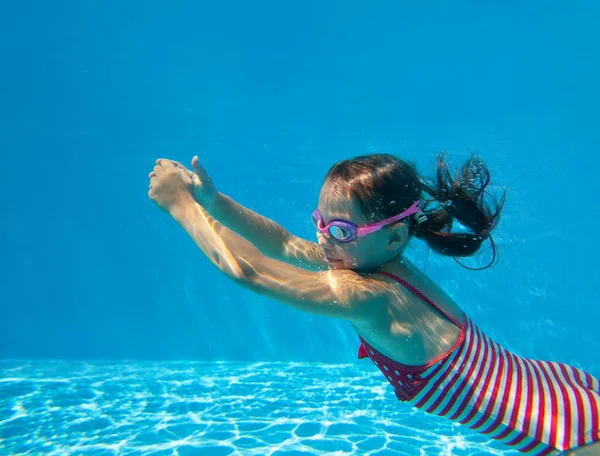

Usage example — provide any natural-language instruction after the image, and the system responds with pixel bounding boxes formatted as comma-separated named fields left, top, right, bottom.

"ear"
left=385, top=222, right=410, bottom=252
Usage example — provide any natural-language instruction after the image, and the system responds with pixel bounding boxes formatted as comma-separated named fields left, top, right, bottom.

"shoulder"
left=332, top=271, right=404, bottom=323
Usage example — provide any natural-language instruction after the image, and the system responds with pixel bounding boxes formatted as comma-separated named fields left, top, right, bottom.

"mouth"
left=325, top=255, right=343, bottom=264
left=323, top=248, right=344, bottom=264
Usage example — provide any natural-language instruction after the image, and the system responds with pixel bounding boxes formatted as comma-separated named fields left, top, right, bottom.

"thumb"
left=191, top=156, right=210, bottom=182
left=192, top=155, right=201, bottom=173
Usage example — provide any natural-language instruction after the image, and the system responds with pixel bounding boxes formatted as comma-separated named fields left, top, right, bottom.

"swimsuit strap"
left=377, top=272, right=463, bottom=328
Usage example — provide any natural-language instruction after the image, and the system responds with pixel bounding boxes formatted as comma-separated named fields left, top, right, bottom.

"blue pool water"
left=1, top=1, right=600, bottom=454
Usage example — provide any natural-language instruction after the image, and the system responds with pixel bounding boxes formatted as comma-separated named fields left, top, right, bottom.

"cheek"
left=327, top=244, right=356, bottom=265
left=356, top=237, right=386, bottom=258
left=340, top=242, right=370, bottom=264
left=333, top=234, right=384, bottom=262
left=331, top=241, right=380, bottom=269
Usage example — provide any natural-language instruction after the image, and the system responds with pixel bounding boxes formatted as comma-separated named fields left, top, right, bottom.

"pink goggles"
left=312, top=200, right=422, bottom=243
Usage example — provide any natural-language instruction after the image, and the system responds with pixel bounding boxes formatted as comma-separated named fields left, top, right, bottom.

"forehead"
left=317, top=183, right=367, bottom=222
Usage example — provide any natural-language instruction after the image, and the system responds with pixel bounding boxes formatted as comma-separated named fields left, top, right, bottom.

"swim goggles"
left=312, top=200, right=425, bottom=243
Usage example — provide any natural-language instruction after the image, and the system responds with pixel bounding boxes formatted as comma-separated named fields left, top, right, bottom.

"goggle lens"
left=330, top=225, right=353, bottom=241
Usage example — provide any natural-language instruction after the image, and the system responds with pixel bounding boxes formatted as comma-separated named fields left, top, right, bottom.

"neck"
left=378, top=254, right=416, bottom=276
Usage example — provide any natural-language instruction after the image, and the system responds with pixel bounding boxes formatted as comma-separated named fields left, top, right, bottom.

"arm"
left=171, top=199, right=386, bottom=321
left=188, top=156, right=327, bottom=271
left=210, top=192, right=328, bottom=271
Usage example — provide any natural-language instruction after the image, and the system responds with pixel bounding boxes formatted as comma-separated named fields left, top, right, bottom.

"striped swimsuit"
left=358, top=272, right=600, bottom=454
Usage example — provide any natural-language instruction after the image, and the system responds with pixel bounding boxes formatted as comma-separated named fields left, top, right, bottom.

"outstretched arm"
left=188, top=156, right=327, bottom=271
left=149, top=159, right=386, bottom=321
left=210, top=191, right=328, bottom=272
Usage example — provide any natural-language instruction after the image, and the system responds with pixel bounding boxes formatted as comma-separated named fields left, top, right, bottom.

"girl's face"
left=316, top=183, right=409, bottom=273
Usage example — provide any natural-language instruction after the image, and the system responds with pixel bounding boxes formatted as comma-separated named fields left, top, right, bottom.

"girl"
left=148, top=153, right=600, bottom=455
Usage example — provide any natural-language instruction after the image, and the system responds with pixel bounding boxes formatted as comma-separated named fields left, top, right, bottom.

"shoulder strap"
left=377, top=272, right=462, bottom=328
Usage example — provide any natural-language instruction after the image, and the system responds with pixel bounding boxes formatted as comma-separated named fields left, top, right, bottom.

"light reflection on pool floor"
left=0, top=360, right=519, bottom=455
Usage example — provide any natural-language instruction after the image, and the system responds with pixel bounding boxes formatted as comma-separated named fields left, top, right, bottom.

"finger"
left=149, top=171, right=156, bottom=178
left=176, top=165, right=193, bottom=182
left=153, top=164, right=165, bottom=176
left=158, top=159, right=189, bottom=176
left=171, top=160, right=193, bottom=178
left=156, top=158, right=177, bottom=171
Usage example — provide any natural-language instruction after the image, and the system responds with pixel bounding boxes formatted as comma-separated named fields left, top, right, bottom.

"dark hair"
left=323, top=152, right=506, bottom=269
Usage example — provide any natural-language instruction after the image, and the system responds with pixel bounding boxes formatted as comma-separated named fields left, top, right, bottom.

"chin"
left=327, top=259, right=365, bottom=273
left=325, top=257, right=348, bottom=269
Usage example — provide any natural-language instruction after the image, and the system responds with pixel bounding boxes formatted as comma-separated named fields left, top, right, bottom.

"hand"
left=148, top=159, right=196, bottom=213
left=190, top=156, right=218, bottom=211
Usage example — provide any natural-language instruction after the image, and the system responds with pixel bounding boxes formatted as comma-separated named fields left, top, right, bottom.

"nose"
left=317, top=231, right=332, bottom=246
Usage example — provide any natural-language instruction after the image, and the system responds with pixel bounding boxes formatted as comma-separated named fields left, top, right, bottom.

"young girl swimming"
left=148, top=153, right=600, bottom=455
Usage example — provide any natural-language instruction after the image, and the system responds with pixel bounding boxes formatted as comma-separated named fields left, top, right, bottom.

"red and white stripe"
left=410, top=317, right=600, bottom=454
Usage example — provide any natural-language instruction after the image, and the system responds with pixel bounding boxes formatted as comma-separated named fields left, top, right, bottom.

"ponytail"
left=414, top=152, right=506, bottom=269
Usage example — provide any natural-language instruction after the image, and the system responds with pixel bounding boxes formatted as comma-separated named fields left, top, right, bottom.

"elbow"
left=208, top=243, right=267, bottom=291
left=231, top=257, right=269, bottom=293
left=228, top=256, right=263, bottom=289
left=210, top=249, right=248, bottom=283
left=234, top=257, right=261, bottom=285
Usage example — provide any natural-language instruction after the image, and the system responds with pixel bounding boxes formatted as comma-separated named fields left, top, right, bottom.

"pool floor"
left=0, top=360, right=518, bottom=455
